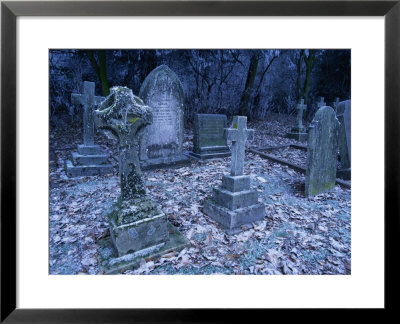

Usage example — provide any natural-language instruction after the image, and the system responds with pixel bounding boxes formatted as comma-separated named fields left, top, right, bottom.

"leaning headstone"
left=203, top=116, right=265, bottom=234
left=188, top=114, right=230, bottom=160
left=305, top=106, right=340, bottom=196
left=138, top=65, right=190, bottom=170
left=94, top=86, right=189, bottom=274
left=64, top=81, right=112, bottom=177
left=287, top=99, right=308, bottom=142
left=336, top=100, right=351, bottom=180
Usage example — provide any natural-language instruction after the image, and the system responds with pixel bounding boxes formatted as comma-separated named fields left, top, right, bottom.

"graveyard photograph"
left=49, top=49, right=351, bottom=275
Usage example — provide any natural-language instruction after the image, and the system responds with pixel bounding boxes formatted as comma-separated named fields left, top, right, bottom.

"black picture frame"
left=1, top=0, right=398, bottom=322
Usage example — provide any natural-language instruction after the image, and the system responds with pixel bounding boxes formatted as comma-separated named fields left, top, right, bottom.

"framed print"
left=1, top=0, right=398, bottom=322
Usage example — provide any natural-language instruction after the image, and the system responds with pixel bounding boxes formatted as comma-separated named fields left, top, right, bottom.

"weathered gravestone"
left=336, top=100, right=351, bottom=180
left=287, top=99, right=308, bottom=142
left=64, top=81, right=112, bottom=177
left=94, top=86, right=189, bottom=274
left=305, top=106, right=340, bottom=197
left=203, top=116, right=265, bottom=234
left=139, top=65, right=190, bottom=170
left=188, top=114, right=230, bottom=160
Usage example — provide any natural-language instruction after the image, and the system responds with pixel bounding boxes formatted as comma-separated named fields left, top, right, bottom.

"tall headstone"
left=203, top=116, right=265, bottom=234
left=336, top=100, right=351, bottom=180
left=94, top=87, right=188, bottom=273
left=188, top=114, right=230, bottom=160
left=287, top=99, right=308, bottom=142
left=139, top=65, right=190, bottom=170
left=305, top=106, right=340, bottom=196
left=64, top=81, right=112, bottom=177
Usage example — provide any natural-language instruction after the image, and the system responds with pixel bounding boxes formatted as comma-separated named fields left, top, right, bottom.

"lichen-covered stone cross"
left=71, top=81, right=104, bottom=146
left=296, top=99, right=307, bottom=129
left=94, top=86, right=152, bottom=200
left=224, top=116, right=254, bottom=176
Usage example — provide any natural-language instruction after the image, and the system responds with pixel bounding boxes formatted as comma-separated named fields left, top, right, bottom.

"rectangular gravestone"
left=188, top=114, right=230, bottom=160
left=139, top=65, right=190, bottom=170
left=305, top=106, right=340, bottom=196
left=336, top=100, right=351, bottom=180
left=64, top=81, right=113, bottom=177
left=203, top=116, right=265, bottom=234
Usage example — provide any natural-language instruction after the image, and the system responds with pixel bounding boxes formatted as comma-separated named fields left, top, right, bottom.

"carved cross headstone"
left=296, top=99, right=307, bottom=129
left=94, top=86, right=152, bottom=200
left=224, top=116, right=254, bottom=176
left=71, top=81, right=104, bottom=146
left=317, top=97, right=326, bottom=109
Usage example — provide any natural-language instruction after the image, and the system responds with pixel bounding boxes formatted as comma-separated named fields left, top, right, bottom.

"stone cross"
left=333, top=97, right=340, bottom=112
left=224, top=116, right=254, bottom=176
left=94, top=86, right=153, bottom=200
left=71, top=81, right=104, bottom=146
left=296, top=99, right=307, bottom=128
left=317, top=97, right=326, bottom=109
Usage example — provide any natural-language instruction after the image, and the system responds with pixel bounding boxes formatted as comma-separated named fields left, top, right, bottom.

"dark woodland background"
left=49, top=49, right=350, bottom=125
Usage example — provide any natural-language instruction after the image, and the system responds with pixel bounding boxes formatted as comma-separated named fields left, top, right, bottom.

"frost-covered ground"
left=49, top=115, right=351, bottom=275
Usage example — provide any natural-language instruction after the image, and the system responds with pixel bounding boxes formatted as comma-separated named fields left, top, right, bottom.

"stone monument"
left=94, top=86, right=189, bottom=274
left=305, top=106, right=340, bottom=197
left=336, top=100, right=351, bottom=180
left=333, top=97, right=340, bottom=112
left=138, top=65, right=190, bottom=170
left=64, top=81, right=112, bottom=177
left=188, top=114, right=230, bottom=160
left=287, top=99, right=308, bottom=142
left=203, top=116, right=265, bottom=234
left=317, top=97, right=326, bottom=109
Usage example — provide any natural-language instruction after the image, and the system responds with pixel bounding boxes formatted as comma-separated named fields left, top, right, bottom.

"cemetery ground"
left=49, top=114, right=351, bottom=275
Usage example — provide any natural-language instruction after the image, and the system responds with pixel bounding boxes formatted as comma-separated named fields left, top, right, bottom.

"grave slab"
left=336, top=99, right=351, bottom=180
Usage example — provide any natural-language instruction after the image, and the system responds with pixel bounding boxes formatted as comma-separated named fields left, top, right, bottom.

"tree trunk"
left=86, top=50, right=110, bottom=96
left=238, top=51, right=260, bottom=119
left=303, top=50, right=315, bottom=107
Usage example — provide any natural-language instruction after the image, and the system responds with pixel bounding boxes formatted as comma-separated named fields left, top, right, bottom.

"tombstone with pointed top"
left=287, top=99, right=308, bottom=142
left=64, top=81, right=112, bottom=177
left=336, top=99, right=351, bottom=180
left=138, top=65, right=190, bottom=170
left=94, top=86, right=189, bottom=273
left=305, top=106, right=340, bottom=196
left=203, top=116, right=265, bottom=234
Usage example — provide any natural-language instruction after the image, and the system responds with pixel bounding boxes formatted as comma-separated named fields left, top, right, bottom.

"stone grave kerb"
left=224, top=116, right=254, bottom=177
left=71, top=81, right=104, bottom=147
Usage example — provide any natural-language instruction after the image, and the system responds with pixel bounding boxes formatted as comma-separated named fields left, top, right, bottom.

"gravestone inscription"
left=139, top=65, right=189, bottom=170
left=64, top=81, right=112, bottom=177
left=188, top=114, right=230, bottom=160
left=94, top=86, right=188, bottom=273
left=305, top=106, right=340, bottom=196
left=336, top=100, right=351, bottom=180
left=203, top=116, right=265, bottom=234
